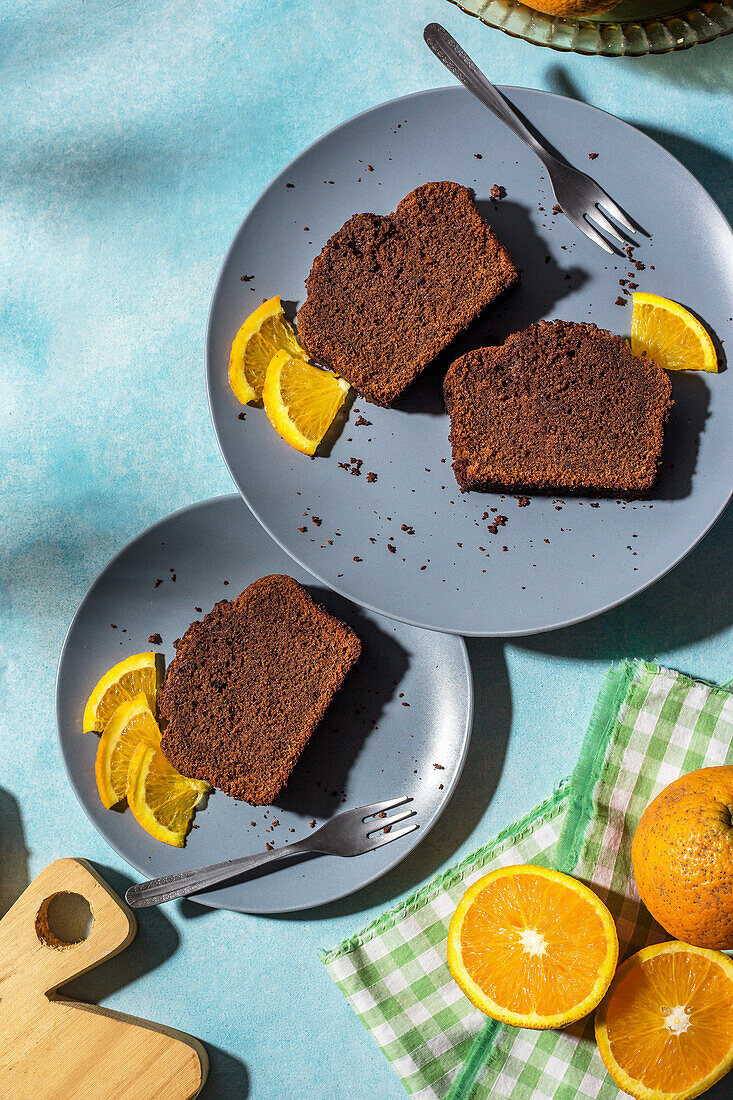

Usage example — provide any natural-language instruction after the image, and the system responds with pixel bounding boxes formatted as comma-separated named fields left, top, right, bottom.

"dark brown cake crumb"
left=297, top=182, right=518, bottom=406
left=588, top=152, right=599, bottom=160
left=148, top=633, right=162, bottom=645
left=154, top=579, right=163, bottom=588
left=312, top=516, right=322, bottom=526
left=615, top=296, right=626, bottom=306
left=366, top=471, right=378, bottom=483
left=158, top=575, right=360, bottom=805
left=489, top=184, right=506, bottom=200
left=387, top=544, right=396, bottom=553
left=474, top=153, right=483, bottom=159
left=517, top=497, right=530, bottom=507
left=355, top=415, right=372, bottom=426
left=552, top=204, right=562, bottom=215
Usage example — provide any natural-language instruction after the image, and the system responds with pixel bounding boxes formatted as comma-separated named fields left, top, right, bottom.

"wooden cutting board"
left=0, top=858, right=208, bottom=1099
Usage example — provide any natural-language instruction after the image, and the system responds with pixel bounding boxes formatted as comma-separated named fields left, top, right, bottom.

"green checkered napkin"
left=322, top=659, right=733, bottom=1100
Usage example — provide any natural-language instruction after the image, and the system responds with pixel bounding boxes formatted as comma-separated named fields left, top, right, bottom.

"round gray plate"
left=55, top=496, right=472, bottom=913
left=207, top=86, right=733, bottom=637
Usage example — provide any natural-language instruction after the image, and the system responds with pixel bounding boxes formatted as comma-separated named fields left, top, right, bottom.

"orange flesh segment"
left=460, top=872, right=612, bottom=1018
left=604, top=950, right=733, bottom=1092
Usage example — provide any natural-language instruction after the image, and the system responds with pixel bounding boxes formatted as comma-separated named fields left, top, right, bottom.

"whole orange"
left=523, top=0, right=619, bottom=15
left=632, top=766, right=733, bottom=950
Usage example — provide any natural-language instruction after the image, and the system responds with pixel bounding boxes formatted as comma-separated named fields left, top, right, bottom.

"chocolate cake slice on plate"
left=159, top=574, right=361, bottom=805
left=297, top=181, right=518, bottom=406
left=444, top=320, right=673, bottom=495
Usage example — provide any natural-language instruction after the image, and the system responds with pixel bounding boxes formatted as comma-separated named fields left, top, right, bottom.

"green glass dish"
left=447, top=0, right=733, bottom=55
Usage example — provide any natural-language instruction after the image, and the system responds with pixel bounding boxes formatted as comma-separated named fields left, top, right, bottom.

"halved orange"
left=595, top=941, right=733, bottom=1100
left=447, top=864, right=619, bottom=1029
left=631, top=293, right=717, bottom=373
left=95, top=693, right=161, bottom=809
left=228, top=294, right=307, bottom=405
left=83, top=652, right=159, bottom=733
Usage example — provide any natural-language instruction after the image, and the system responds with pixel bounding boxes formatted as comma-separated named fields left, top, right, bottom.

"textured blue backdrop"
left=1, top=2, right=731, bottom=1097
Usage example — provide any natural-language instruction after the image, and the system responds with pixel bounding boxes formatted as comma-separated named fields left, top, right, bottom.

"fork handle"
left=125, top=836, right=318, bottom=907
left=424, top=23, right=555, bottom=170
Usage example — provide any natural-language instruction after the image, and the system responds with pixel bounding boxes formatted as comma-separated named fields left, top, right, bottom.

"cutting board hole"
left=35, top=892, right=93, bottom=948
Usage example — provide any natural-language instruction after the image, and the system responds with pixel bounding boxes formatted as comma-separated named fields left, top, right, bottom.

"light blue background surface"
left=1, top=2, right=731, bottom=1097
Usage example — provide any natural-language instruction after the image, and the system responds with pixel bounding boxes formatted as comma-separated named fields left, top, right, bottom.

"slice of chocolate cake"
left=444, top=320, right=673, bottom=494
left=297, top=181, right=518, bottom=406
left=158, top=575, right=360, bottom=805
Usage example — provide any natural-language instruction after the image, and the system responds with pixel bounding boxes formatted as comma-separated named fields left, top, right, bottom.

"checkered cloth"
left=321, top=660, right=733, bottom=1100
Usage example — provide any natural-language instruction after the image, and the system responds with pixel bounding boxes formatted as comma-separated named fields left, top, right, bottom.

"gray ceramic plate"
left=207, top=87, right=733, bottom=637
left=55, top=496, right=472, bottom=913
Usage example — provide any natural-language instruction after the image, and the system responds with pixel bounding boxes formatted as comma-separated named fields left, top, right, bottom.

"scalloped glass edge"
left=447, top=0, right=733, bottom=55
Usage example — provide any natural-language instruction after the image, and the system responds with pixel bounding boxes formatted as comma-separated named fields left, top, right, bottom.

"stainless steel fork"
left=125, top=795, right=417, bottom=907
left=423, top=22, right=637, bottom=255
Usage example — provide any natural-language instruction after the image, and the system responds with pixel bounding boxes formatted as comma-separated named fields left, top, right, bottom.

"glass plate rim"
left=447, top=0, right=733, bottom=56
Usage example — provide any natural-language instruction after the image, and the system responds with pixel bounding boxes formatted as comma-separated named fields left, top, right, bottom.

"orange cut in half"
left=595, top=940, right=733, bottom=1100
left=447, top=864, right=619, bottom=1029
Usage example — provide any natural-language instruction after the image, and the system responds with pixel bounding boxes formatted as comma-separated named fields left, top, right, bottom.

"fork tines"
left=359, top=794, right=413, bottom=820
left=361, top=795, right=418, bottom=848
left=572, top=184, right=639, bottom=255
left=366, top=806, right=416, bottom=836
